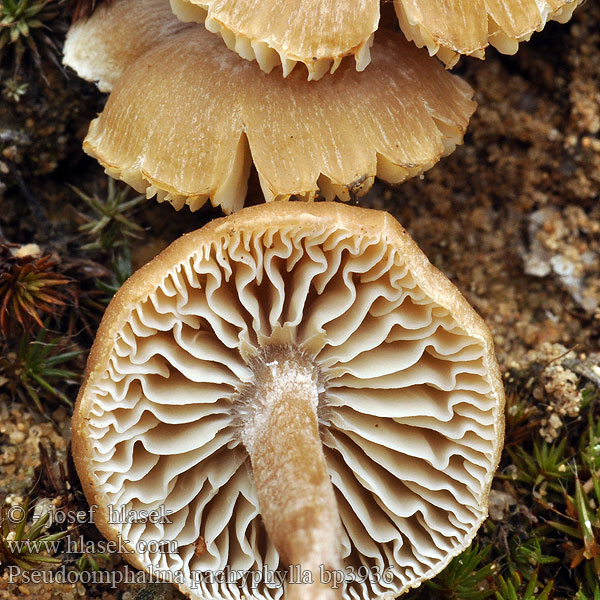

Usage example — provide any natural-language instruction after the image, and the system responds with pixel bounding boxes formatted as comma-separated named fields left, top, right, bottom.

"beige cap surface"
left=69, top=0, right=475, bottom=214
left=73, top=201, right=505, bottom=600
left=63, top=0, right=192, bottom=92
left=394, top=0, right=584, bottom=67
left=169, top=0, right=379, bottom=80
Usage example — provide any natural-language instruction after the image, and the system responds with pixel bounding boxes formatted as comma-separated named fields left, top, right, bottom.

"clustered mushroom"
left=63, top=0, right=475, bottom=214
left=63, top=0, right=583, bottom=215
left=73, top=201, right=505, bottom=600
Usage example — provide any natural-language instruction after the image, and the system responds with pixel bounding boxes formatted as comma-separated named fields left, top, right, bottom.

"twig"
left=563, top=356, right=600, bottom=388
left=3, top=159, right=51, bottom=240
left=534, top=344, right=580, bottom=386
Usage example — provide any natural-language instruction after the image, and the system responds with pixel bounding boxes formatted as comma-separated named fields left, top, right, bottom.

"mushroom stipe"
left=72, top=201, right=505, bottom=600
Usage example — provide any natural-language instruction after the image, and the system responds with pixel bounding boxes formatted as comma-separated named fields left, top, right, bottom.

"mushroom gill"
left=394, top=0, right=584, bottom=67
left=72, top=201, right=505, bottom=600
left=65, top=0, right=475, bottom=215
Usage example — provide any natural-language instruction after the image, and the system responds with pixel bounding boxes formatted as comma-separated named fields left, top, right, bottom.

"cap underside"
left=72, top=202, right=505, bottom=600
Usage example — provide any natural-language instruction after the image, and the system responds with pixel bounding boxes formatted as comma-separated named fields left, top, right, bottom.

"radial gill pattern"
left=74, top=203, right=503, bottom=599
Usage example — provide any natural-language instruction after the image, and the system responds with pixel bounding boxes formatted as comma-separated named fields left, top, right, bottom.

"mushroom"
left=72, top=201, right=505, bottom=600
left=394, top=0, right=584, bottom=67
left=168, top=0, right=583, bottom=74
left=168, top=0, right=378, bottom=80
left=62, top=0, right=476, bottom=215
left=63, top=0, right=192, bottom=93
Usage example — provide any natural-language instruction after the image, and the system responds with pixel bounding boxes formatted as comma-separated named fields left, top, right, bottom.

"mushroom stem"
left=238, top=345, right=343, bottom=599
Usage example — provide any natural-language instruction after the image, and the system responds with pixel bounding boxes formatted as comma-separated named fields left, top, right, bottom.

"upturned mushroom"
left=169, top=0, right=583, bottom=74
left=63, top=0, right=475, bottom=215
left=72, top=201, right=505, bottom=600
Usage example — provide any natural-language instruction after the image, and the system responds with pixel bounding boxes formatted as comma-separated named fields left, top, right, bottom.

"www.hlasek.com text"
left=6, top=533, right=178, bottom=557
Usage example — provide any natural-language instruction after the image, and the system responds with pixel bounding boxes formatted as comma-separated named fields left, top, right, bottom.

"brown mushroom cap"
left=169, top=0, right=379, bottom=80
left=66, top=0, right=475, bottom=214
left=73, top=201, right=505, bottom=600
left=394, top=0, right=584, bottom=67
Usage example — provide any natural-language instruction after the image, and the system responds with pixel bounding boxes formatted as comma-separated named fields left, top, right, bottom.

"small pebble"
left=9, top=430, right=26, bottom=444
